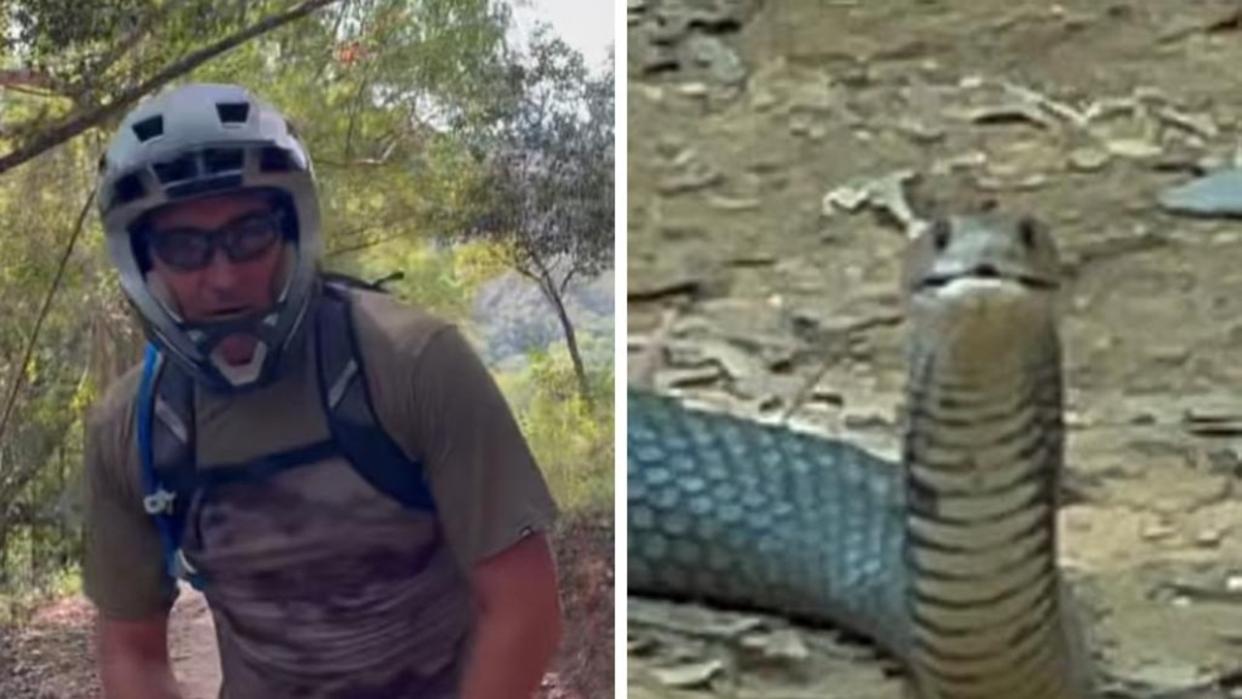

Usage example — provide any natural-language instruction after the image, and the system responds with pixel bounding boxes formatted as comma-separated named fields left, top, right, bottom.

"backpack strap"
left=137, top=349, right=345, bottom=592
left=314, top=284, right=436, bottom=511
left=137, top=343, right=207, bottom=590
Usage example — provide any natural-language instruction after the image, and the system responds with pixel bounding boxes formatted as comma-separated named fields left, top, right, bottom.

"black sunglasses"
left=147, top=210, right=284, bottom=272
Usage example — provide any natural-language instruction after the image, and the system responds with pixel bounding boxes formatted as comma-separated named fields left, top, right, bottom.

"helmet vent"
left=216, top=102, right=250, bottom=124
left=153, top=153, right=198, bottom=184
left=203, top=147, right=244, bottom=174
left=114, top=173, right=147, bottom=205
left=132, top=116, right=164, bottom=142
left=259, top=146, right=293, bottom=172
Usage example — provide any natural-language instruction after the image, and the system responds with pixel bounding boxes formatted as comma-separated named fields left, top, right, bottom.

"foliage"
left=496, top=342, right=613, bottom=512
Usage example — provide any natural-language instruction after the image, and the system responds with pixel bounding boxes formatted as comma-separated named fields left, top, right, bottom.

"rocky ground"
left=0, top=512, right=613, bottom=698
left=627, top=1, right=1242, bottom=697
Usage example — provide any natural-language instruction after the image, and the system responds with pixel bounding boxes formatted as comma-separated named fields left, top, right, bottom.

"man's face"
left=146, top=191, right=286, bottom=365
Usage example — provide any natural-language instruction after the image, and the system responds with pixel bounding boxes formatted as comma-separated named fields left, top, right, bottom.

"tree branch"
left=0, top=69, right=55, bottom=90
left=0, top=187, right=96, bottom=462
left=558, top=265, right=578, bottom=296
left=0, top=0, right=345, bottom=176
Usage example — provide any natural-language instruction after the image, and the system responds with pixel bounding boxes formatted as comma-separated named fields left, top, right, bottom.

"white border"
left=612, top=0, right=628, bottom=695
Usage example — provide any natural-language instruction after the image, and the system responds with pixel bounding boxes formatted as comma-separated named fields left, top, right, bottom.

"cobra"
left=628, top=214, right=1093, bottom=698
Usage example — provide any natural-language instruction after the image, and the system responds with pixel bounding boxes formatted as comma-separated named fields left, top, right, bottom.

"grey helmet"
left=97, top=83, right=321, bottom=391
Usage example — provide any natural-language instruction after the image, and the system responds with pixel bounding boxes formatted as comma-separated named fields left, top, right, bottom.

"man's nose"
left=202, top=247, right=240, bottom=288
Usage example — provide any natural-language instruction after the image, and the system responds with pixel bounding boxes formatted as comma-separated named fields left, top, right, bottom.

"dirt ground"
left=0, top=512, right=612, bottom=698
left=627, top=1, right=1242, bottom=697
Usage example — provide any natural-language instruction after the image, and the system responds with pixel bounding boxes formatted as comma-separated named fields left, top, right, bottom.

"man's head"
left=144, top=190, right=288, bottom=366
left=97, top=83, right=321, bottom=391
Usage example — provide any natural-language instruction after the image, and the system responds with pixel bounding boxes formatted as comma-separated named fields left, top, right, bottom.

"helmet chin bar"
left=183, top=308, right=286, bottom=387
left=210, top=340, right=268, bottom=386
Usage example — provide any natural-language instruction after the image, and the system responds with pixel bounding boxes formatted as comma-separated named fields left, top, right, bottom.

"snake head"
left=902, top=214, right=1062, bottom=367
left=903, top=214, right=1060, bottom=295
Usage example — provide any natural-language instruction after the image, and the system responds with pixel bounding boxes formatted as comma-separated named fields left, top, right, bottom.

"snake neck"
left=900, top=342, right=1081, bottom=699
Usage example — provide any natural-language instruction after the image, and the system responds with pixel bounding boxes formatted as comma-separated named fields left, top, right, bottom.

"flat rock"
left=1159, top=169, right=1242, bottom=217
left=652, top=659, right=724, bottom=688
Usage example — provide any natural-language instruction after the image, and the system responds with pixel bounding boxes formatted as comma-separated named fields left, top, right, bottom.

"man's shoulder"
left=342, top=286, right=457, bottom=364
left=89, top=362, right=145, bottom=440
left=84, top=362, right=144, bottom=488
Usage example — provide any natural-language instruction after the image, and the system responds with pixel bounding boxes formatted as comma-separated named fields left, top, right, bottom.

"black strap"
left=195, top=439, right=341, bottom=487
left=315, top=284, right=436, bottom=511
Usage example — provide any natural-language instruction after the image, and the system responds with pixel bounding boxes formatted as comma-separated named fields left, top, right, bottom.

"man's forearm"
left=460, top=533, right=563, bottom=699
left=459, top=603, right=562, bottom=699
left=97, top=613, right=182, bottom=699
left=99, top=652, right=182, bottom=699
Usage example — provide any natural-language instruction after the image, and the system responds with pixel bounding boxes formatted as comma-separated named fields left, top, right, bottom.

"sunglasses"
left=147, top=210, right=284, bottom=272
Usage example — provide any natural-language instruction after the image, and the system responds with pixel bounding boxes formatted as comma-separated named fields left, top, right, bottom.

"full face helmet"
left=97, top=83, right=322, bottom=391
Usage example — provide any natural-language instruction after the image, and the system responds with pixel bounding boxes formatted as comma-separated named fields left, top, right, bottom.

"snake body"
left=629, top=215, right=1092, bottom=698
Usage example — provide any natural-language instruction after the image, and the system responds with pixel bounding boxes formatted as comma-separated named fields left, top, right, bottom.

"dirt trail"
left=628, top=1, right=1242, bottom=697
left=168, top=587, right=222, bottom=699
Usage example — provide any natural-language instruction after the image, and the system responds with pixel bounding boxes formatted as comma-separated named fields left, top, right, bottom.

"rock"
left=1195, top=529, right=1223, bottom=548
left=1159, top=169, right=1242, bottom=217
left=658, top=161, right=723, bottom=195
left=1106, top=138, right=1163, bottom=160
left=1155, top=105, right=1219, bottom=139
left=739, top=628, right=810, bottom=662
left=820, top=169, right=919, bottom=228
left=655, top=366, right=726, bottom=391
left=843, top=411, right=892, bottom=431
left=684, top=34, right=747, bottom=86
left=706, top=193, right=762, bottom=211
left=1068, top=147, right=1111, bottom=172
left=1141, top=522, right=1175, bottom=541
left=895, top=116, right=945, bottom=143
left=1119, top=661, right=1211, bottom=690
left=1183, top=399, right=1242, bottom=436
left=652, top=659, right=724, bottom=688
left=950, top=102, right=1056, bottom=129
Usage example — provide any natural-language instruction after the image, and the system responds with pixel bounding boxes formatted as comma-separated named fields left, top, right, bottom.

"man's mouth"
left=204, top=306, right=253, bottom=320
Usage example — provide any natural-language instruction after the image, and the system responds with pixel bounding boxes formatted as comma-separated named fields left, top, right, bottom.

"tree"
left=462, top=31, right=614, bottom=405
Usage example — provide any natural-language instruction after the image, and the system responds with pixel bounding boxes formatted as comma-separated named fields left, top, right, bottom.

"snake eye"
left=1017, top=216, right=1040, bottom=249
left=929, top=219, right=951, bottom=251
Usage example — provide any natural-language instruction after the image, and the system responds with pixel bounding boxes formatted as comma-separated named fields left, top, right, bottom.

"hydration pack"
left=136, top=281, right=436, bottom=590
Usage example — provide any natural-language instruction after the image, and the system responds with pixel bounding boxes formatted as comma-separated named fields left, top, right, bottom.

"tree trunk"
left=536, top=273, right=592, bottom=408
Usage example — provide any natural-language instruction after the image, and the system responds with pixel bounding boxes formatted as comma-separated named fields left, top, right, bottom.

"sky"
left=508, top=0, right=615, bottom=74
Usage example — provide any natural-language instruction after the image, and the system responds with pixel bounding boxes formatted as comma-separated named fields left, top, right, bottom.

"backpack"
left=136, top=280, right=435, bottom=590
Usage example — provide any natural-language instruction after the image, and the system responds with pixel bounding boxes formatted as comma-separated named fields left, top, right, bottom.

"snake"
left=628, top=214, right=1094, bottom=698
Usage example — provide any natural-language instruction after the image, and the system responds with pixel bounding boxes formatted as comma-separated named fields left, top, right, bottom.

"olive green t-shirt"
left=82, top=288, right=559, bottom=698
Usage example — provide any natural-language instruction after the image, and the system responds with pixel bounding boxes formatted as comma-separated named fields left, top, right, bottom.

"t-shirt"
left=82, top=287, right=559, bottom=698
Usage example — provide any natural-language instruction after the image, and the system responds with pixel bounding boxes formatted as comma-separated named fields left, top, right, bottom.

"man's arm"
left=97, top=612, right=182, bottom=699
left=459, top=532, right=563, bottom=699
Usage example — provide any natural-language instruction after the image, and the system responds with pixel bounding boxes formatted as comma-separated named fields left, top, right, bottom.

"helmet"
left=97, top=83, right=322, bottom=391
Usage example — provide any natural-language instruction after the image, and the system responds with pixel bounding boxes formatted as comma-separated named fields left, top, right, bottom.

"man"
left=84, top=83, right=562, bottom=698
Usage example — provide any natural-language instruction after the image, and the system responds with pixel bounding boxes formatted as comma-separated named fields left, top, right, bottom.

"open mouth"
left=918, top=264, right=1057, bottom=291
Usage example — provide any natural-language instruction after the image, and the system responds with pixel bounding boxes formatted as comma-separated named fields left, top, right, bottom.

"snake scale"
left=629, top=214, right=1094, bottom=698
